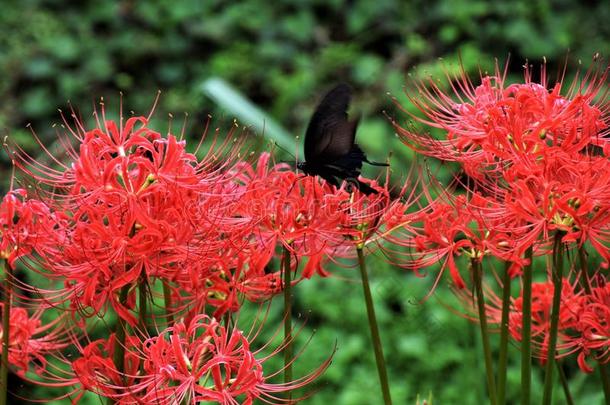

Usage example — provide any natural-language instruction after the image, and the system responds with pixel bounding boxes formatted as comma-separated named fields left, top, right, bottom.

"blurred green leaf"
left=202, top=77, right=295, bottom=152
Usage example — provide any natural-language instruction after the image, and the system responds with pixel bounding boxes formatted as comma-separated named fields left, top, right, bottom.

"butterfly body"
left=298, top=83, right=387, bottom=194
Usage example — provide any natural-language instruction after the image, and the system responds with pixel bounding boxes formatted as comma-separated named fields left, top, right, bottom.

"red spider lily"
left=342, top=185, right=391, bottom=246
left=470, top=270, right=610, bottom=373
left=1, top=97, right=387, bottom=405
left=10, top=101, right=243, bottom=200
left=397, top=191, right=522, bottom=289
left=410, top=197, right=473, bottom=289
left=228, top=152, right=358, bottom=282
left=58, top=315, right=329, bottom=404
left=274, top=163, right=425, bottom=273
left=508, top=279, right=584, bottom=354
left=9, top=104, right=252, bottom=324
left=490, top=148, right=610, bottom=264
left=170, top=256, right=265, bottom=320
left=473, top=276, right=588, bottom=365
left=0, top=305, right=69, bottom=378
left=270, top=180, right=395, bottom=275
left=231, top=153, right=351, bottom=257
left=0, top=189, right=65, bottom=269
left=394, top=59, right=610, bottom=275
left=405, top=58, right=610, bottom=376
left=233, top=152, right=406, bottom=253
left=164, top=152, right=357, bottom=314
left=394, top=60, right=610, bottom=181
left=568, top=277, right=610, bottom=372
left=67, top=334, right=143, bottom=404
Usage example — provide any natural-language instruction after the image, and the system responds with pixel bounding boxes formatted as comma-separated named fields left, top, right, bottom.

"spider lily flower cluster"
left=394, top=59, right=610, bottom=403
left=64, top=314, right=330, bottom=404
left=488, top=276, right=610, bottom=373
left=0, top=101, right=413, bottom=403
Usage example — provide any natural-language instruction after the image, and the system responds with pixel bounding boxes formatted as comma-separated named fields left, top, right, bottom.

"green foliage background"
left=1, top=0, right=609, bottom=404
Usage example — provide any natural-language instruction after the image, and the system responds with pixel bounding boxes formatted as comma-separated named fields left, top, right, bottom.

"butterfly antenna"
left=269, top=139, right=297, bottom=163
left=365, top=157, right=390, bottom=167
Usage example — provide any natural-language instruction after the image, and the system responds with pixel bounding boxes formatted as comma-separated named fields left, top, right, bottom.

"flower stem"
left=577, top=247, right=592, bottom=293
left=108, top=285, right=130, bottom=405
left=497, top=261, right=511, bottom=404
left=521, top=246, right=534, bottom=405
left=542, top=232, right=565, bottom=405
left=0, top=260, right=11, bottom=405
left=162, top=280, right=174, bottom=326
left=357, top=247, right=392, bottom=405
left=577, top=247, right=610, bottom=402
left=557, top=361, right=574, bottom=405
left=138, top=275, right=148, bottom=332
left=282, top=244, right=293, bottom=399
left=113, top=286, right=130, bottom=377
left=138, top=276, right=148, bottom=376
left=599, top=365, right=610, bottom=403
left=472, top=258, right=497, bottom=405
left=106, top=285, right=129, bottom=405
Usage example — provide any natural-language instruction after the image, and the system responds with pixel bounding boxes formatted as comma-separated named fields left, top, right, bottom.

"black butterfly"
left=297, top=83, right=388, bottom=195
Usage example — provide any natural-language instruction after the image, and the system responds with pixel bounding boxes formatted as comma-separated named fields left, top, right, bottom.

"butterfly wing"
left=304, top=83, right=359, bottom=162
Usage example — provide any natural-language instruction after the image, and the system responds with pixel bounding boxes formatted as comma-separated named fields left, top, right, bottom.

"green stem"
left=497, top=261, right=511, bottom=404
left=521, top=246, right=534, bottom=405
left=282, top=244, right=293, bottom=399
left=110, top=284, right=131, bottom=405
left=0, top=260, right=11, bottom=405
left=472, top=322, right=487, bottom=404
left=357, top=247, right=392, bottom=405
left=542, top=232, right=565, bottom=405
left=109, top=229, right=138, bottom=403
left=138, top=276, right=148, bottom=376
left=577, top=247, right=592, bottom=293
left=472, top=258, right=497, bottom=405
left=222, top=312, right=232, bottom=329
left=578, top=247, right=610, bottom=402
left=162, top=280, right=174, bottom=326
left=599, top=365, right=610, bottom=404
left=557, top=361, right=574, bottom=405
left=138, top=275, right=148, bottom=332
